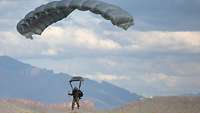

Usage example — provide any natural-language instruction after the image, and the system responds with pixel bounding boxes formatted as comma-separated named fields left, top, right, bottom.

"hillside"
left=0, top=56, right=141, bottom=109
left=112, top=96, right=200, bottom=113
left=1, top=96, right=200, bottom=113
left=0, top=99, right=96, bottom=113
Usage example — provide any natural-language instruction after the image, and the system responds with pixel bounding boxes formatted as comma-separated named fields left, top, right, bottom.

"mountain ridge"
left=0, top=55, right=141, bottom=109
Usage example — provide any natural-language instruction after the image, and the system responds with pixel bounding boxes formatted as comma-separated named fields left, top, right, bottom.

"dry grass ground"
left=0, top=96, right=200, bottom=113
left=112, top=96, right=200, bottom=113
left=0, top=99, right=96, bottom=113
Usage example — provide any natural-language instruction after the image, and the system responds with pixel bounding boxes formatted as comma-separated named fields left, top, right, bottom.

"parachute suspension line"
left=70, top=81, right=73, bottom=90
left=79, top=81, right=82, bottom=90
left=69, top=76, right=84, bottom=90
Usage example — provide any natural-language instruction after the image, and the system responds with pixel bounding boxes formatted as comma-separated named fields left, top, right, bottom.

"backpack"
left=78, top=90, right=83, bottom=98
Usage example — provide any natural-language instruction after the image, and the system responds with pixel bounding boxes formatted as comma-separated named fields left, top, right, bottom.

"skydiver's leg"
left=72, top=99, right=75, bottom=110
left=76, top=101, right=80, bottom=109
left=76, top=99, right=80, bottom=109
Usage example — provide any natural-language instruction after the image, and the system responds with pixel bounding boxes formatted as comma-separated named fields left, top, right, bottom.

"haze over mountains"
left=0, top=56, right=141, bottom=109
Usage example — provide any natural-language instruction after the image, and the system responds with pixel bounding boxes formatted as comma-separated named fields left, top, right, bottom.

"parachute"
left=69, top=76, right=84, bottom=89
left=17, top=0, right=134, bottom=39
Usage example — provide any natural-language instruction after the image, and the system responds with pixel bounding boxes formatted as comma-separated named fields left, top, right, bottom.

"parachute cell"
left=17, top=0, right=134, bottom=39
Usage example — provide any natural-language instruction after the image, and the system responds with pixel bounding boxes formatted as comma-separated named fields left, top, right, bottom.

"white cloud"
left=97, top=58, right=119, bottom=67
left=41, top=48, right=63, bottom=56
left=0, top=31, right=47, bottom=57
left=106, top=31, right=200, bottom=53
left=42, top=26, right=121, bottom=50
left=142, top=73, right=177, bottom=88
left=0, top=26, right=121, bottom=57
left=84, top=73, right=129, bottom=82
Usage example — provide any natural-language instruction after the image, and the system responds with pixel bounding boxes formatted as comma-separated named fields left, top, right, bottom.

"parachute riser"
left=69, top=81, right=82, bottom=90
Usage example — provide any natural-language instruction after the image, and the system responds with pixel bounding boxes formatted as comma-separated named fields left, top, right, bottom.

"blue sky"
left=0, top=0, right=200, bottom=96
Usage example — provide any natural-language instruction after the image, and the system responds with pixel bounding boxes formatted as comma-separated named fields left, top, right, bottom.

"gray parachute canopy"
left=69, top=76, right=84, bottom=82
left=17, top=0, right=134, bottom=39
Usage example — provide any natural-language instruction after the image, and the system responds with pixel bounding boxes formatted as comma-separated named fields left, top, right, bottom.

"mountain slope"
left=0, top=99, right=95, bottom=113
left=112, top=96, right=200, bottom=113
left=1, top=96, right=200, bottom=113
left=0, top=56, right=141, bottom=109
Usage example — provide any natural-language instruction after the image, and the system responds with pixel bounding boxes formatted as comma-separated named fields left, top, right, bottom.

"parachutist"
left=69, top=76, right=84, bottom=110
left=68, top=87, right=83, bottom=110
